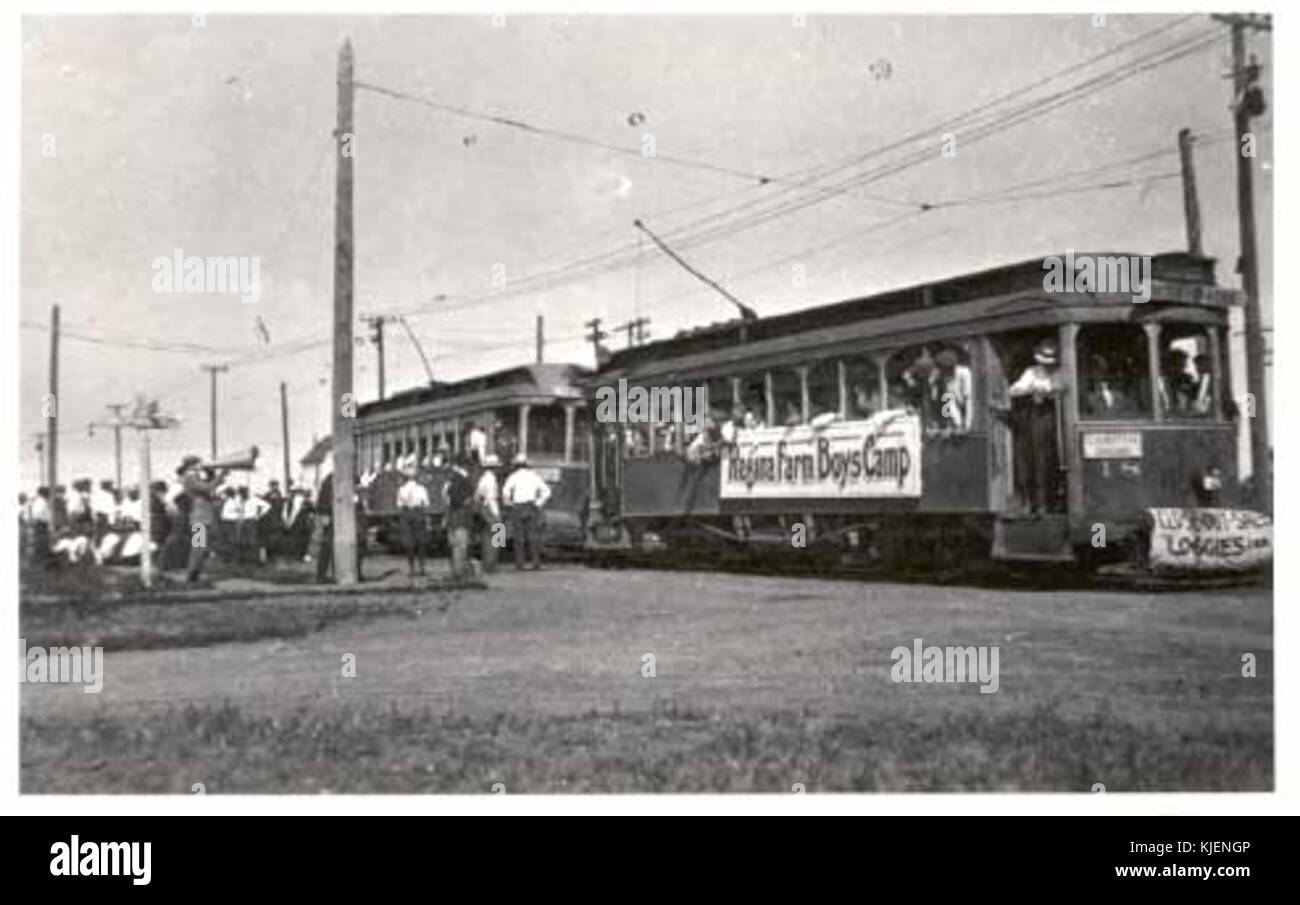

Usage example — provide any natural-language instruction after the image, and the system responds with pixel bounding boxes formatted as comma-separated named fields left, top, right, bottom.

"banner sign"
left=720, top=412, right=922, bottom=500
left=1143, top=507, right=1272, bottom=573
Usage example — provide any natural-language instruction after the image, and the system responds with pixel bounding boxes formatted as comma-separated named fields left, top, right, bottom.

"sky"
left=20, top=12, right=1273, bottom=489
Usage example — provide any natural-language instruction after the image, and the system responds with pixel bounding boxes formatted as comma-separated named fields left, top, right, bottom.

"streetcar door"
left=981, top=336, right=1015, bottom=513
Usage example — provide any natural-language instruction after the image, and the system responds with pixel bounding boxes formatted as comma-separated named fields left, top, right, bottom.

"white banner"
left=1144, top=507, right=1272, bottom=573
left=720, top=412, right=922, bottom=500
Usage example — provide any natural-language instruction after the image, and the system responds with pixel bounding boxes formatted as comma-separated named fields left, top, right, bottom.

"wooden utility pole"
left=536, top=314, right=544, bottom=363
left=139, top=427, right=153, bottom=588
left=1213, top=12, right=1271, bottom=506
left=201, top=364, right=229, bottom=459
left=331, top=38, right=358, bottom=584
left=46, top=304, right=59, bottom=490
left=280, top=381, right=291, bottom=488
left=1177, top=128, right=1203, bottom=255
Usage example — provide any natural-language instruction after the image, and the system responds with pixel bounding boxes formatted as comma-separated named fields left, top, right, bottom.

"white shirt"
left=28, top=497, right=49, bottom=523
left=242, top=497, right=269, bottom=520
left=1008, top=364, right=1061, bottom=398
left=468, top=428, right=487, bottom=461
left=397, top=479, right=430, bottom=509
left=502, top=468, right=551, bottom=507
left=221, top=497, right=243, bottom=520
left=475, top=470, right=500, bottom=519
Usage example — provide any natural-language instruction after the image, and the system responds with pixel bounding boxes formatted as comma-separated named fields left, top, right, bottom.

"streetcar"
left=584, top=251, right=1272, bottom=574
left=353, top=362, right=592, bottom=550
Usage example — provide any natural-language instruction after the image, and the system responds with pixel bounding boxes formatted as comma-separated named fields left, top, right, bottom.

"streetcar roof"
left=601, top=251, right=1229, bottom=376
left=356, top=362, right=590, bottom=422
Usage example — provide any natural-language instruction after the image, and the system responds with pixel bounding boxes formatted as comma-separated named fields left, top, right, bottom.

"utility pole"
left=128, top=397, right=179, bottom=590
left=280, top=381, right=291, bottom=488
left=1177, top=128, right=1203, bottom=255
left=201, top=364, right=229, bottom=459
left=331, top=38, right=358, bottom=585
left=361, top=314, right=386, bottom=399
left=1212, top=12, right=1271, bottom=507
left=613, top=316, right=651, bottom=348
left=89, top=403, right=130, bottom=489
left=536, top=314, right=544, bottom=363
left=585, top=317, right=609, bottom=364
left=46, top=304, right=59, bottom=490
left=32, top=434, right=46, bottom=486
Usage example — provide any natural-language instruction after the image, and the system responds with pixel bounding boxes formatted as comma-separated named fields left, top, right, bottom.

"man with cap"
left=1007, top=338, right=1066, bottom=516
left=396, top=462, right=430, bottom=577
left=501, top=451, right=551, bottom=570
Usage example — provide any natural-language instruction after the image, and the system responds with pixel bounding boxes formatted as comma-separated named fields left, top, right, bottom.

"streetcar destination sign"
left=720, top=411, right=922, bottom=500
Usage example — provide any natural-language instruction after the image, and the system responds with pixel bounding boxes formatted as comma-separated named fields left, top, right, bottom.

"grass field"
left=20, top=562, right=1273, bottom=793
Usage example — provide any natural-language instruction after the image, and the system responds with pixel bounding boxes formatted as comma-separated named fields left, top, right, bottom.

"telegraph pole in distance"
left=361, top=314, right=386, bottom=399
left=280, top=381, right=291, bottom=488
left=331, top=38, right=358, bottom=585
left=536, top=314, right=544, bottom=363
left=1212, top=12, right=1271, bottom=507
left=89, top=403, right=130, bottom=489
left=201, top=364, right=229, bottom=459
left=46, top=304, right=59, bottom=490
left=1177, top=128, right=1202, bottom=255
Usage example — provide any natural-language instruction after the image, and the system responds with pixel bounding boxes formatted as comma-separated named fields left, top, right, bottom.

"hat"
left=483, top=453, right=501, bottom=467
left=177, top=454, right=202, bottom=475
left=513, top=452, right=528, bottom=466
left=1033, top=339, right=1058, bottom=366
left=73, top=478, right=92, bottom=491
left=934, top=348, right=960, bottom=368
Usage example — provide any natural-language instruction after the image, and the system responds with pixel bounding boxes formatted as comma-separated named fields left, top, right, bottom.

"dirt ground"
left=20, top=560, right=1273, bottom=793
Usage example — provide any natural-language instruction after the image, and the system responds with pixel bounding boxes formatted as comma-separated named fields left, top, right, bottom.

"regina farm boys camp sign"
left=721, top=412, right=922, bottom=500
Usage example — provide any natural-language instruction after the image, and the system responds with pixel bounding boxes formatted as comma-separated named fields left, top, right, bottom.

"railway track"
left=551, top=543, right=1271, bottom=593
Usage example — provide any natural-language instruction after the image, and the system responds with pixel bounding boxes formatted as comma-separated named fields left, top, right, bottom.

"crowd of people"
left=18, top=457, right=318, bottom=579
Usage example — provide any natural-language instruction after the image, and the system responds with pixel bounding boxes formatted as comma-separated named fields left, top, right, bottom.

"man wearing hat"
left=180, top=455, right=225, bottom=582
left=396, top=463, right=430, bottom=577
left=1007, top=338, right=1066, bottom=516
left=442, top=454, right=475, bottom=579
left=501, top=451, right=551, bottom=570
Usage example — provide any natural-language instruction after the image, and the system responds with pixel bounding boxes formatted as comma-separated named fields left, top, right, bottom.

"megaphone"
left=203, top=445, right=260, bottom=471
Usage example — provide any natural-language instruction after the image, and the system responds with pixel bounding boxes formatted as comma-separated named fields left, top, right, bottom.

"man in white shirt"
left=396, top=465, right=430, bottom=577
left=932, top=348, right=973, bottom=432
left=1006, top=338, right=1065, bottom=515
left=501, top=453, right=551, bottom=570
left=467, top=421, right=488, bottom=467
left=475, top=454, right=502, bottom=573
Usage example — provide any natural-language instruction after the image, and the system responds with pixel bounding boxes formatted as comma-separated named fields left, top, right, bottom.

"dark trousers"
left=186, top=520, right=215, bottom=581
left=399, top=511, right=426, bottom=574
left=1013, top=399, right=1059, bottom=513
left=510, top=504, right=544, bottom=569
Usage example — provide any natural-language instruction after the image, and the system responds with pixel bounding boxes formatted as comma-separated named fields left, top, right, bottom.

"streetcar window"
left=886, top=345, right=934, bottom=418
left=1079, top=324, right=1152, bottom=419
left=1158, top=325, right=1217, bottom=419
left=571, top=407, right=590, bottom=462
left=807, top=360, right=839, bottom=421
left=931, top=343, right=974, bottom=433
left=530, top=403, right=567, bottom=456
left=491, top=406, right=519, bottom=461
left=844, top=357, right=884, bottom=420
left=771, top=369, right=803, bottom=426
left=737, top=372, right=767, bottom=428
left=705, top=376, right=734, bottom=422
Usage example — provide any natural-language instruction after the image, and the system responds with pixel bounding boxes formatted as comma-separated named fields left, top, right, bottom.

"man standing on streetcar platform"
left=1006, top=338, right=1066, bottom=517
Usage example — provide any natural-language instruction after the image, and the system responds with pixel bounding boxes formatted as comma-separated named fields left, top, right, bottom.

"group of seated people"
left=18, top=474, right=318, bottom=572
